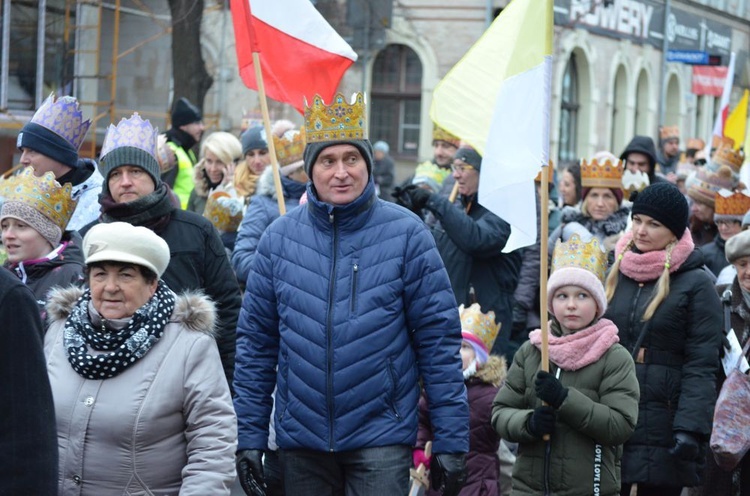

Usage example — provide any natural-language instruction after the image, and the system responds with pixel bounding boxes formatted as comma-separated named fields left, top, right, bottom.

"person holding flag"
left=402, top=146, right=522, bottom=358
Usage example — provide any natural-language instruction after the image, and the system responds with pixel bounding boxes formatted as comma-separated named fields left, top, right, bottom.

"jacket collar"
left=305, top=178, right=377, bottom=231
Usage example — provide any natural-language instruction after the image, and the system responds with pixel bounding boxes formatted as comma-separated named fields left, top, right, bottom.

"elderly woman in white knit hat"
left=1, top=167, right=84, bottom=318
left=44, top=221, right=237, bottom=495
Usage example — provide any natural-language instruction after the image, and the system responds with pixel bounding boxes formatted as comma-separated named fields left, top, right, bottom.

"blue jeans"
left=280, top=445, right=411, bottom=496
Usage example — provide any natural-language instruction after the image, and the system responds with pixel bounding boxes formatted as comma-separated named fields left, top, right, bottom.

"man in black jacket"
left=80, top=114, right=240, bottom=388
left=403, top=146, right=522, bottom=357
left=0, top=269, right=58, bottom=494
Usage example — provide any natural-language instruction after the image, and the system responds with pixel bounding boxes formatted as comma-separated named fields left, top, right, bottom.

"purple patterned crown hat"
left=100, top=113, right=159, bottom=159
left=29, top=94, right=91, bottom=151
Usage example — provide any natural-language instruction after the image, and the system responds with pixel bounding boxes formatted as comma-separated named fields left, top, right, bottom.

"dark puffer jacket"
left=417, top=356, right=506, bottom=496
left=603, top=250, right=723, bottom=487
left=234, top=179, right=469, bottom=454
left=4, top=231, right=85, bottom=322
left=699, top=234, right=729, bottom=278
left=427, top=193, right=522, bottom=356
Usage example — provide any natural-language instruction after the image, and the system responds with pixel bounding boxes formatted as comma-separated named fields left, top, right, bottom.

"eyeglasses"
left=451, top=162, right=475, bottom=173
left=694, top=159, right=707, bottom=167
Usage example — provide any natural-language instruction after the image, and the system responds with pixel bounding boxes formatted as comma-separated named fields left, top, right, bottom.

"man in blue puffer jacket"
left=233, top=93, right=469, bottom=496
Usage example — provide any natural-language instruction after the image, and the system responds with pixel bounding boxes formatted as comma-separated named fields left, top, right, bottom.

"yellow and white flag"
left=725, top=89, right=748, bottom=151
left=431, top=0, right=553, bottom=252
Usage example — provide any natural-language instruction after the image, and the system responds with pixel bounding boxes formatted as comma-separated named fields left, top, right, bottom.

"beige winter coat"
left=44, top=287, right=237, bottom=496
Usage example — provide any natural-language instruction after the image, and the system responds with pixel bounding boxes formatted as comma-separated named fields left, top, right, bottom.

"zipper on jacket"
left=627, top=285, right=643, bottom=343
left=350, top=261, right=359, bottom=314
left=326, top=211, right=338, bottom=451
left=387, top=358, right=402, bottom=421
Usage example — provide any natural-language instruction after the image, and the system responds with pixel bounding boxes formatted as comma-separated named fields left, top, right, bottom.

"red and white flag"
left=230, top=0, right=358, bottom=114
left=709, top=52, right=736, bottom=141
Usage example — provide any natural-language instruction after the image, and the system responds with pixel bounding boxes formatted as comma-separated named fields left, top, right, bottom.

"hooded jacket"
left=620, top=136, right=664, bottom=185
left=4, top=231, right=85, bottom=320
left=418, top=356, right=507, bottom=496
left=231, top=166, right=307, bottom=285
left=233, top=178, right=469, bottom=454
left=186, top=159, right=214, bottom=215
left=699, top=233, right=729, bottom=278
left=44, top=287, right=237, bottom=496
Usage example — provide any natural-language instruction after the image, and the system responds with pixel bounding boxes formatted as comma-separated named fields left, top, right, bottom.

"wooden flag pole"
left=448, top=181, right=460, bottom=203
left=539, top=164, right=551, bottom=442
left=251, top=51, right=286, bottom=216
left=539, top=164, right=550, bottom=373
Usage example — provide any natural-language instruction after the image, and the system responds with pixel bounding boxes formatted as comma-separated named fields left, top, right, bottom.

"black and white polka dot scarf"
left=63, top=280, right=175, bottom=380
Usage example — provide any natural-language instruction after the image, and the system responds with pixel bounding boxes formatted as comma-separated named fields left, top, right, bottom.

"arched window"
left=559, top=54, right=579, bottom=163
left=634, top=70, right=650, bottom=136
left=370, top=44, right=422, bottom=157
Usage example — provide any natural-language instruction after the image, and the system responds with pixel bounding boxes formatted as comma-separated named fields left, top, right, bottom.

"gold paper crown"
left=551, top=233, right=607, bottom=282
left=432, top=126, right=460, bottom=147
left=714, top=190, right=750, bottom=217
left=581, top=158, right=624, bottom=190
left=459, top=303, right=500, bottom=353
left=712, top=140, right=745, bottom=174
left=273, top=129, right=306, bottom=166
left=203, top=191, right=243, bottom=233
left=712, top=135, right=734, bottom=150
left=660, top=125, right=680, bottom=140
left=304, top=93, right=366, bottom=144
left=2, top=167, right=77, bottom=231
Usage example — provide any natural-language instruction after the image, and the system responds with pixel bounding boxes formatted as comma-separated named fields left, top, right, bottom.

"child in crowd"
left=492, top=234, right=639, bottom=495
left=416, top=303, right=506, bottom=495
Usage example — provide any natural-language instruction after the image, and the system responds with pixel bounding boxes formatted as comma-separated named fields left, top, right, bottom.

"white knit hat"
left=547, top=267, right=607, bottom=320
left=82, top=222, right=170, bottom=277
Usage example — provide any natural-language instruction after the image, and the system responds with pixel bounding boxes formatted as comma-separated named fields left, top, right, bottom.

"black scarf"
left=166, top=127, right=197, bottom=153
left=63, top=281, right=175, bottom=380
left=560, top=206, right=630, bottom=237
left=99, top=183, right=176, bottom=234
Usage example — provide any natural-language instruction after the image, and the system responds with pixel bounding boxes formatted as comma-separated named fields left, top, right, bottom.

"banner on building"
left=692, top=66, right=729, bottom=96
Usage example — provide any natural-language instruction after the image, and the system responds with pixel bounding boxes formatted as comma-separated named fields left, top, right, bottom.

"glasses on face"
left=694, top=159, right=707, bottom=166
left=451, top=162, right=475, bottom=173
left=716, top=219, right=740, bottom=228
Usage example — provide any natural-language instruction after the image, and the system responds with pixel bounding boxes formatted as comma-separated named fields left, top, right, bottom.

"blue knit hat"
left=241, top=126, right=268, bottom=156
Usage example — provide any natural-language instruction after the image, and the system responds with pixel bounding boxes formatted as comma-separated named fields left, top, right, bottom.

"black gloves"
left=236, top=449, right=267, bottom=496
left=527, top=406, right=556, bottom=439
left=669, top=431, right=701, bottom=461
left=430, top=453, right=467, bottom=496
left=393, top=184, right=432, bottom=215
left=535, top=371, right=568, bottom=409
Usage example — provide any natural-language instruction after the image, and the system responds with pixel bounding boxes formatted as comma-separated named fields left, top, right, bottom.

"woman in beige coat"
left=44, top=221, right=237, bottom=495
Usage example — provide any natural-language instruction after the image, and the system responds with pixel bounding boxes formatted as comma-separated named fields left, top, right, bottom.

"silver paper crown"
left=30, top=94, right=91, bottom=151
left=100, top=113, right=159, bottom=159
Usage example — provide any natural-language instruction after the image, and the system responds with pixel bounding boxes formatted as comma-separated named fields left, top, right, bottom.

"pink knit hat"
left=547, top=266, right=607, bottom=320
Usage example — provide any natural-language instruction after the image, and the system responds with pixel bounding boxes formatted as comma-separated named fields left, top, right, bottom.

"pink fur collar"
left=614, top=227, right=694, bottom=282
left=529, top=319, right=620, bottom=371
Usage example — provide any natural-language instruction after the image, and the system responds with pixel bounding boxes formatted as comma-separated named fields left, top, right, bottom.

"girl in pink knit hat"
left=492, top=234, right=639, bottom=496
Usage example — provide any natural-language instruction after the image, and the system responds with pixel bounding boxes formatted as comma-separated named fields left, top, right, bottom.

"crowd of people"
left=0, top=91, right=748, bottom=496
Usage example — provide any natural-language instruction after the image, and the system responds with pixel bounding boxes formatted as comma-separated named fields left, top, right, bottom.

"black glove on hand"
left=392, top=185, right=415, bottom=210
left=236, top=450, right=267, bottom=496
left=407, top=186, right=432, bottom=211
left=669, top=431, right=701, bottom=461
left=527, top=406, right=556, bottom=439
left=430, top=453, right=467, bottom=496
left=535, top=370, right=568, bottom=409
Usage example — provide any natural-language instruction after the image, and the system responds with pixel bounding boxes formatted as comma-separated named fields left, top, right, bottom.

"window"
left=610, top=65, right=627, bottom=155
left=370, top=44, right=422, bottom=157
left=559, top=54, right=579, bottom=163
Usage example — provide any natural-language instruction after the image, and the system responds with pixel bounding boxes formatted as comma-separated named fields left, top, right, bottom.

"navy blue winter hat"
left=241, top=126, right=268, bottom=156
left=17, top=122, right=78, bottom=168
left=303, top=139, right=374, bottom=177
left=171, top=97, right=202, bottom=128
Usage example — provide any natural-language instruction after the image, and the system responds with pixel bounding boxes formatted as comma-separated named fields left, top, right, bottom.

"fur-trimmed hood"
left=255, top=165, right=307, bottom=200
left=192, top=160, right=213, bottom=198
left=45, top=285, right=217, bottom=335
left=474, top=355, right=507, bottom=387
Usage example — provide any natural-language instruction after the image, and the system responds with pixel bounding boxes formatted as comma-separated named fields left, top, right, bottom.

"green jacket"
left=167, top=141, right=196, bottom=209
left=492, top=339, right=639, bottom=496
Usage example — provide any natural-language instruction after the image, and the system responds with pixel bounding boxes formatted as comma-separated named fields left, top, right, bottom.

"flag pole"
left=251, top=52, right=286, bottom=215
left=448, top=181, right=460, bottom=203
left=539, top=164, right=550, bottom=374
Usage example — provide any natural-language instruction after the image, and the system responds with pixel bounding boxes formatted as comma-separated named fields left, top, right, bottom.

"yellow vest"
left=166, top=142, right=197, bottom=209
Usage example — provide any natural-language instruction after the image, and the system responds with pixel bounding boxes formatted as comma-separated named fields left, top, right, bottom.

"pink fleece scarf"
left=614, top=227, right=694, bottom=282
left=529, top=319, right=620, bottom=371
